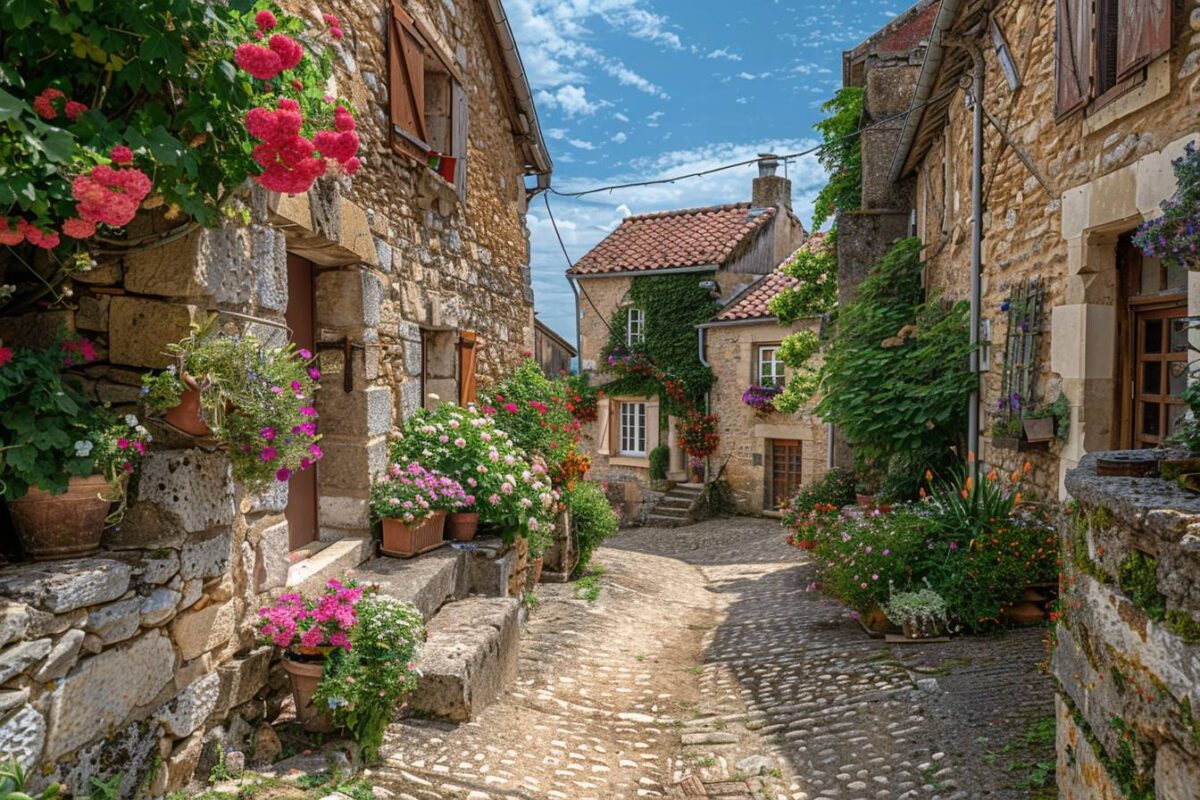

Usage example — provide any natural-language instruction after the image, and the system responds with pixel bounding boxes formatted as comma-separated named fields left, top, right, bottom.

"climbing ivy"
left=812, top=87, right=864, bottom=230
left=768, top=227, right=838, bottom=323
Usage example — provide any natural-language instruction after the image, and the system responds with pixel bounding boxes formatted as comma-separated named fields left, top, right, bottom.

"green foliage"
left=883, top=588, right=948, bottom=634
left=480, top=359, right=579, bottom=470
left=566, top=481, right=618, bottom=575
left=1117, top=550, right=1167, bottom=621
left=878, top=445, right=953, bottom=504
left=772, top=328, right=822, bottom=414
left=813, top=237, right=975, bottom=461
left=316, top=594, right=424, bottom=760
left=0, top=758, right=61, bottom=799
left=573, top=564, right=606, bottom=602
left=0, top=332, right=147, bottom=499
left=648, top=445, right=669, bottom=481
left=695, top=479, right=737, bottom=519
left=602, top=273, right=719, bottom=414
left=781, top=468, right=856, bottom=519
left=812, top=88, right=864, bottom=230
left=769, top=228, right=838, bottom=322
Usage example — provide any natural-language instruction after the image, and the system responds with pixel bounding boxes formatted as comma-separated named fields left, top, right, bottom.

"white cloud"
left=647, top=111, right=665, bottom=120
left=705, top=48, right=742, bottom=61
left=545, top=128, right=568, bottom=140
left=568, top=138, right=597, bottom=150
left=613, top=112, right=630, bottom=122
left=611, top=132, right=628, bottom=144
left=535, top=85, right=606, bottom=117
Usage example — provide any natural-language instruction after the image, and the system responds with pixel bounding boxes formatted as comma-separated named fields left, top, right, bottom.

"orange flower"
left=1023, top=461, right=1032, bottom=474
left=1014, top=492, right=1023, bottom=505
left=986, top=469, right=998, bottom=481
left=964, top=476, right=974, bottom=491
left=918, top=487, right=927, bottom=498
left=967, top=451, right=976, bottom=463
left=960, top=489, right=969, bottom=499
left=925, top=469, right=933, bottom=481
left=1010, top=470, right=1021, bottom=483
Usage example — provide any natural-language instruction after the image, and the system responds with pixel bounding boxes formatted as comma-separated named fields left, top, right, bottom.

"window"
left=757, top=345, right=784, bottom=387
left=388, top=0, right=467, bottom=193
left=1055, top=0, right=1172, bottom=116
left=618, top=402, right=647, bottom=456
left=625, top=307, right=645, bottom=346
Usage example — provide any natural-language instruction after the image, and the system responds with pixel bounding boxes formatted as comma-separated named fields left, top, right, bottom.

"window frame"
left=618, top=401, right=647, bottom=457
left=757, top=344, right=784, bottom=387
left=625, top=307, right=645, bottom=347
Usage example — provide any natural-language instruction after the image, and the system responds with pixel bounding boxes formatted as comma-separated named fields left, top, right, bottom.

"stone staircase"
left=646, top=483, right=705, bottom=527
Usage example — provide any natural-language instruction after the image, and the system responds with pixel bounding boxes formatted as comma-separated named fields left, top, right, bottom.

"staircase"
left=646, top=482, right=704, bottom=527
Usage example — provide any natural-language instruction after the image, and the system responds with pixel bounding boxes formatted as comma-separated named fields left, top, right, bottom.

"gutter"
left=697, top=326, right=709, bottom=367
left=484, top=0, right=553, bottom=184
left=696, top=316, right=783, bottom=330
left=566, top=265, right=719, bottom=280
left=888, top=0, right=966, bottom=183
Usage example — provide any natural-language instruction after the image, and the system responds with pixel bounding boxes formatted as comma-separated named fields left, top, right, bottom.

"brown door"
left=1132, top=305, right=1190, bottom=449
left=285, top=254, right=319, bottom=550
left=769, top=440, right=803, bottom=510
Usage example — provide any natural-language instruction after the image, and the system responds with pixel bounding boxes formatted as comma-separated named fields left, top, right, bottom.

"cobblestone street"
left=370, top=518, right=1055, bottom=800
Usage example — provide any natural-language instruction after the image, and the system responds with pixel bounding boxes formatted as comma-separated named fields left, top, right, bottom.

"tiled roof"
left=567, top=203, right=776, bottom=276
left=709, top=233, right=827, bottom=323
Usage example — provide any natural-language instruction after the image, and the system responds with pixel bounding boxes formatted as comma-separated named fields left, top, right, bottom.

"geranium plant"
left=257, top=578, right=364, bottom=652
left=141, top=316, right=322, bottom=488
left=370, top=462, right=470, bottom=523
left=480, top=359, right=581, bottom=472
left=677, top=411, right=719, bottom=458
left=1134, top=141, right=1200, bottom=271
left=0, top=332, right=149, bottom=500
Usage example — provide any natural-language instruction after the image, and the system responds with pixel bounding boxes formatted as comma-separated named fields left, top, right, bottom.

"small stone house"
left=568, top=158, right=807, bottom=513
left=0, top=0, right=551, bottom=793
left=532, top=317, right=577, bottom=378
left=698, top=250, right=830, bottom=514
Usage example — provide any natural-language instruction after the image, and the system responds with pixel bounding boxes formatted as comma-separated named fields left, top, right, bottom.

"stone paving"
left=369, top=517, right=1054, bottom=800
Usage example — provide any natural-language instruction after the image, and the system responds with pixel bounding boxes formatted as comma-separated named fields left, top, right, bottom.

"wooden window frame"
left=757, top=344, right=784, bottom=387
left=618, top=401, right=647, bottom=457
left=625, top=307, right=645, bottom=347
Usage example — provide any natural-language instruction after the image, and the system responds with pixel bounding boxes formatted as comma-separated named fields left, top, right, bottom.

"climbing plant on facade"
left=811, top=87, right=863, bottom=231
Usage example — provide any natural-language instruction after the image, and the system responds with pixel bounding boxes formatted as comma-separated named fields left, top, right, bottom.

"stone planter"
left=281, top=654, right=333, bottom=733
left=380, top=512, right=447, bottom=558
left=900, top=620, right=944, bottom=640
left=1022, top=417, right=1056, bottom=443
left=446, top=512, right=479, bottom=542
left=7, top=474, right=112, bottom=560
left=162, top=373, right=212, bottom=438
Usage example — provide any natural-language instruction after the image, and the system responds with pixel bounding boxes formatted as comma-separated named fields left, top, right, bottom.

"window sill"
left=609, top=455, right=650, bottom=468
left=1084, top=54, right=1170, bottom=135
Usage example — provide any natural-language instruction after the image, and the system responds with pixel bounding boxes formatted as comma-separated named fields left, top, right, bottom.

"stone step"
left=407, top=596, right=520, bottom=722
left=657, top=497, right=696, bottom=508
left=651, top=507, right=691, bottom=518
left=646, top=514, right=693, bottom=528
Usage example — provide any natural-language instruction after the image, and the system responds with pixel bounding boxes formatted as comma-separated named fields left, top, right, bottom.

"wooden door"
left=769, top=440, right=803, bottom=510
left=1132, top=305, right=1189, bottom=449
left=285, top=254, right=319, bottom=550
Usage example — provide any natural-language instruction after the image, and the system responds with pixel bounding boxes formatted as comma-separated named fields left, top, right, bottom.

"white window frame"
left=757, top=345, right=784, bottom=387
left=625, top=307, right=645, bottom=346
left=618, top=402, right=647, bottom=456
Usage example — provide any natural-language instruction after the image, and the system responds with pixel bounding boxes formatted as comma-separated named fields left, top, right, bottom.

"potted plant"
left=257, top=579, right=364, bottom=733
left=141, top=316, right=322, bottom=488
left=0, top=335, right=150, bottom=560
left=315, top=591, right=424, bottom=759
left=742, top=384, right=782, bottom=415
left=1133, top=140, right=1200, bottom=272
left=372, top=462, right=468, bottom=557
left=677, top=412, right=719, bottom=466
left=884, top=588, right=949, bottom=640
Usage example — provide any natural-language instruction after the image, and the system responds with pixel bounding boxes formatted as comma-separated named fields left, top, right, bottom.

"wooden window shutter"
left=1055, top=0, right=1091, bottom=116
left=596, top=399, right=612, bottom=456
left=389, top=0, right=428, bottom=160
left=1117, top=0, right=1172, bottom=80
left=457, top=331, right=478, bottom=405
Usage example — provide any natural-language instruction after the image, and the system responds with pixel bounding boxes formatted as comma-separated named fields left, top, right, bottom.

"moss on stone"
left=1070, top=508, right=1112, bottom=584
left=1165, top=610, right=1200, bottom=644
left=1117, top=550, right=1167, bottom=622
left=1062, top=694, right=1155, bottom=800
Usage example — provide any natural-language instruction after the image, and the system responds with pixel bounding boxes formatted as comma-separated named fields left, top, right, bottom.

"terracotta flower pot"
left=446, top=512, right=479, bottom=542
left=531, top=555, right=544, bottom=585
left=901, top=620, right=944, bottom=640
left=281, top=654, right=333, bottom=733
left=163, top=373, right=211, bottom=437
left=380, top=512, right=447, bottom=558
left=8, top=474, right=112, bottom=561
left=856, top=494, right=876, bottom=508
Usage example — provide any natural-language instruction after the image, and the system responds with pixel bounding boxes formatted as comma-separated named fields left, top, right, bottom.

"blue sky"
left=509, top=0, right=914, bottom=345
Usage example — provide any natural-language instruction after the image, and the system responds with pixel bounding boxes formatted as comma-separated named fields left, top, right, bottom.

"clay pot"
left=163, top=373, right=211, bottom=437
left=446, top=512, right=479, bottom=542
left=901, top=620, right=944, bottom=640
left=531, top=555, right=544, bottom=585
left=861, top=605, right=894, bottom=633
left=856, top=494, right=876, bottom=508
left=1008, top=601, right=1045, bottom=626
left=281, top=654, right=333, bottom=733
left=380, top=512, right=447, bottom=558
left=8, top=474, right=112, bottom=560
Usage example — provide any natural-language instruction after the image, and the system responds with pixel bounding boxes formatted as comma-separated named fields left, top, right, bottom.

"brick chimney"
left=752, top=153, right=792, bottom=210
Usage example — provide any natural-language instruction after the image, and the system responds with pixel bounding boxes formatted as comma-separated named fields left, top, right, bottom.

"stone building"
left=0, top=0, right=551, bottom=793
left=532, top=317, right=577, bottom=378
left=567, top=158, right=808, bottom=516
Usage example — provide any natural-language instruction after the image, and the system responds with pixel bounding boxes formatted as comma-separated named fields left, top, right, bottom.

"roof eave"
left=566, top=264, right=720, bottom=279
left=485, top=0, right=553, bottom=180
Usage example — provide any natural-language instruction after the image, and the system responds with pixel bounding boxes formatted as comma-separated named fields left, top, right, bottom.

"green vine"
left=812, top=88, right=864, bottom=230
left=769, top=228, right=838, bottom=322
left=1117, top=550, right=1167, bottom=622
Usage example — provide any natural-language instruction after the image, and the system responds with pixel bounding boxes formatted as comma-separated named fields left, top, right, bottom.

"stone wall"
left=1055, top=452, right=1200, bottom=799
left=707, top=319, right=828, bottom=514
left=912, top=0, right=1200, bottom=498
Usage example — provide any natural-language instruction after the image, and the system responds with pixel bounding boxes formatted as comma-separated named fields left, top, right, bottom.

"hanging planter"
left=160, top=372, right=211, bottom=438
left=1021, top=417, right=1055, bottom=443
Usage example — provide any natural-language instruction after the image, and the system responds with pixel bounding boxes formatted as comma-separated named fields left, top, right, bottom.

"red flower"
left=235, top=43, right=284, bottom=80
left=0, top=347, right=11, bottom=368
left=64, top=100, right=87, bottom=122
left=109, top=145, right=134, bottom=165
left=255, top=9, right=278, bottom=30
left=268, top=34, right=304, bottom=70
left=32, top=88, right=64, bottom=120
left=0, top=219, right=23, bottom=246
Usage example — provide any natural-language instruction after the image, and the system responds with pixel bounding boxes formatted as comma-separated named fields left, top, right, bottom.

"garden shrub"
left=479, top=359, right=579, bottom=472
left=648, top=445, right=669, bottom=481
left=782, top=468, right=856, bottom=518
left=566, top=481, right=618, bottom=575
left=695, top=479, right=737, bottom=520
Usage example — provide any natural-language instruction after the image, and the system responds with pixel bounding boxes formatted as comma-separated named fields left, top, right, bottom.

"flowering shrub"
left=1134, top=140, right=1200, bottom=271
left=315, top=592, right=424, bottom=759
left=257, top=578, right=364, bottom=652
left=370, top=463, right=469, bottom=523
left=141, top=317, right=321, bottom=488
left=389, top=403, right=558, bottom=541
left=0, top=1, right=353, bottom=254
left=677, top=412, right=719, bottom=458
left=742, top=384, right=782, bottom=414
left=0, top=333, right=149, bottom=500
left=564, top=481, right=619, bottom=576
left=783, top=502, right=840, bottom=551
left=561, top=372, right=600, bottom=424
left=480, top=359, right=581, bottom=476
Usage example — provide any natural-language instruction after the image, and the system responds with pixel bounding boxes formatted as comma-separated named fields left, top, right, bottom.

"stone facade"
left=0, top=0, right=549, bottom=792
left=1055, top=453, right=1200, bottom=799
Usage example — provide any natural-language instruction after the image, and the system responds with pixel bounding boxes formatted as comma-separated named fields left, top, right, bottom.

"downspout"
left=567, top=276, right=582, bottom=373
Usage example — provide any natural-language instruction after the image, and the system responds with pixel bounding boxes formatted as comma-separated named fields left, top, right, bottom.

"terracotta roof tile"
left=567, top=203, right=776, bottom=276
left=710, top=233, right=826, bottom=323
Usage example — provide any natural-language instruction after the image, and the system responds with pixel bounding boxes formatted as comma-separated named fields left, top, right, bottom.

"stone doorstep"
left=285, top=537, right=374, bottom=596
left=350, top=548, right=459, bottom=621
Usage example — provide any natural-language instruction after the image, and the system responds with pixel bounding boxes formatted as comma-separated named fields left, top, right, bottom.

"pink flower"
left=308, top=367, right=321, bottom=380
left=0, top=219, right=24, bottom=246
left=329, top=631, right=350, bottom=651
left=268, top=34, right=304, bottom=70
left=260, top=446, right=278, bottom=461
left=109, top=145, right=133, bottom=165
left=261, top=426, right=276, bottom=440
left=117, top=438, right=130, bottom=450
left=64, top=100, right=87, bottom=122
left=62, top=218, right=96, bottom=239
left=488, top=494, right=500, bottom=505
left=276, top=467, right=291, bottom=482
left=255, top=9, right=278, bottom=30
left=300, top=406, right=317, bottom=417
left=72, top=164, right=152, bottom=227
left=503, top=403, right=518, bottom=413
left=32, top=88, right=64, bottom=120
left=330, top=26, right=344, bottom=40
left=133, top=441, right=147, bottom=455
left=309, top=444, right=324, bottom=460
left=234, top=42, right=284, bottom=80
left=299, top=627, right=324, bottom=648
left=298, top=348, right=312, bottom=359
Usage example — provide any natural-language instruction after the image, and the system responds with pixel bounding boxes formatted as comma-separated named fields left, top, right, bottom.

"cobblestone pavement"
left=370, top=517, right=1054, bottom=800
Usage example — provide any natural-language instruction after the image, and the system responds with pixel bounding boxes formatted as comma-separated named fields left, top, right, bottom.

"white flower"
left=124, top=414, right=139, bottom=427
left=135, top=425, right=149, bottom=436
left=73, top=440, right=94, bottom=457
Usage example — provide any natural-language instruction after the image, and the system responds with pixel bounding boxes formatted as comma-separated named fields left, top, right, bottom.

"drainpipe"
left=697, top=326, right=709, bottom=367
left=944, top=32, right=986, bottom=473
left=567, top=277, right=582, bottom=373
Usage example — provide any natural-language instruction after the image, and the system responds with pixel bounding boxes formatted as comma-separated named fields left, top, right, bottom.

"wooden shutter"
left=1055, top=0, right=1091, bottom=116
left=389, top=0, right=428, bottom=160
left=457, top=330, right=477, bottom=405
left=1117, top=0, right=1172, bottom=80
left=596, top=399, right=612, bottom=456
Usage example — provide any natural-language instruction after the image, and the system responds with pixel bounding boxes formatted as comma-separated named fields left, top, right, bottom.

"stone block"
left=26, top=609, right=84, bottom=640
left=0, top=705, right=45, bottom=771
left=140, top=587, right=182, bottom=627
left=252, top=224, right=288, bottom=311
left=316, top=386, right=392, bottom=438
left=124, top=551, right=180, bottom=587
left=85, top=598, right=142, bottom=645
left=316, top=495, right=371, bottom=534
left=0, top=690, right=28, bottom=714
left=75, top=294, right=110, bottom=332
left=181, top=529, right=234, bottom=580
left=56, top=719, right=162, bottom=800
left=107, top=296, right=199, bottom=368
left=353, top=549, right=459, bottom=621
left=134, top=449, right=235, bottom=536
left=253, top=521, right=290, bottom=594
left=0, top=310, right=74, bottom=350
left=315, top=268, right=382, bottom=329
left=316, top=437, right=388, bottom=491
left=0, top=602, right=30, bottom=648
left=31, top=629, right=85, bottom=683
left=155, top=670, right=220, bottom=737
left=174, top=654, right=213, bottom=693
left=0, top=639, right=51, bottom=684
left=243, top=481, right=288, bottom=514
left=408, top=597, right=519, bottom=721
left=165, top=732, right=204, bottom=792
left=171, top=601, right=235, bottom=661
left=460, top=544, right=517, bottom=598
left=216, top=646, right=272, bottom=711
left=45, top=631, right=175, bottom=760
left=1155, top=743, right=1200, bottom=800
left=124, top=222, right=256, bottom=301
left=0, top=559, right=131, bottom=614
